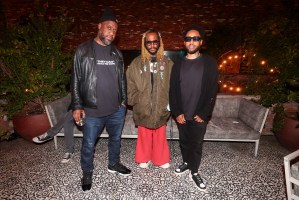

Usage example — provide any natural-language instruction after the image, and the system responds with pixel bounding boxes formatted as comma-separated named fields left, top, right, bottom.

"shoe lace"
left=179, top=163, right=187, bottom=170
left=193, top=174, right=204, bottom=185
left=116, top=163, right=125, bottom=168
left=38, top=132, right=48, bottom=140
left=63, top=153, right=71, bottom=159
left=117, top=163, right=129, bottom=170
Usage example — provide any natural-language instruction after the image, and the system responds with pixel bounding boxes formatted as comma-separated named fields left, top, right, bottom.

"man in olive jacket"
left=126, top=29, right=173, bottom=169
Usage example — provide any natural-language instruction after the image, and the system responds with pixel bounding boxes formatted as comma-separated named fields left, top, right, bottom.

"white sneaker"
left=61, top=153, right=73, bottom=163
left=32, top=132, right=53, bottom=144
left=139, top=161, right=151, bottom=168
left=159, top=163, right=170, bottom=169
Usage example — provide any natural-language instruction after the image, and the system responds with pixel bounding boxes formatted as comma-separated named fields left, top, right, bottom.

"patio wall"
left=2, top=0, right=299, bottom=51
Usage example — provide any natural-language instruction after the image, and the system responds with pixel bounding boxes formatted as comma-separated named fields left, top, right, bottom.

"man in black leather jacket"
left=70, top=8, right=131, bottom=191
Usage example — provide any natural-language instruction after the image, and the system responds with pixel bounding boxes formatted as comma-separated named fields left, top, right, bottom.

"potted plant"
left=0, top=4, right=72, bottom=140
left=272, top=103, right=299, bottom=151
left=243, top=14, right=299, bottom=150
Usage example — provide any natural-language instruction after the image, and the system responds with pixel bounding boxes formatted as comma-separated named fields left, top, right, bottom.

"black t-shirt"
left=85, top=41, right=119, bottom=117
left=180, top=56, right=204, bottom=120
left=150, top=57, right=157, bottom=93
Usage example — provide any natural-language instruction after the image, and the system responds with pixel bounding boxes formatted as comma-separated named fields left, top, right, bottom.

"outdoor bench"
left=45, top=94, right=269, bottom=156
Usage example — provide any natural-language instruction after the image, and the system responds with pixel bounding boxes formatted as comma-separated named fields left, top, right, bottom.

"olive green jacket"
left=126, top=55, right=173, bottom=129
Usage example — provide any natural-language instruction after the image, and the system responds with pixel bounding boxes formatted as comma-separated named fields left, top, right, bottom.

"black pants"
left=177, top=120, right=207, bottom=174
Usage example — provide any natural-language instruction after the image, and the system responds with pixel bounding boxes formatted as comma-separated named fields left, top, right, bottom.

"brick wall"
left=2, top=0, right=299, bottom=51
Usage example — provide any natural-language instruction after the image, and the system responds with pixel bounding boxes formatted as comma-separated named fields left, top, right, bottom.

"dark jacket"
left=169, top=54, right=218, bottom=121
left=71, top=39, right=127, bottom=110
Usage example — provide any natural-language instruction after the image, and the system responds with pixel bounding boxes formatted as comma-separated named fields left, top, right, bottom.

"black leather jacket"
left=71, top=39, right=127, bottom=111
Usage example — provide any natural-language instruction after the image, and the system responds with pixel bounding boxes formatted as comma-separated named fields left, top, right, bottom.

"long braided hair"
left=141, top=29, right=165, bottom=65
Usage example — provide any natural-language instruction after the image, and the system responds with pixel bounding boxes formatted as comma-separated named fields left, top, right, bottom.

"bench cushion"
left=238, top=99, right=268, bottom=132
left=291, top=161, right=299, bottom=195
left=211, top=97, right=241, bottom=118
left=206, top=117, right=260, bottom=140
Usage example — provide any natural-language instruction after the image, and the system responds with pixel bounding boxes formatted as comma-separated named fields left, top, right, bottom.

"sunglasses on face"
left=184, top=36, right=202, bottom=42
left=145, top=40, right=160, bottom=46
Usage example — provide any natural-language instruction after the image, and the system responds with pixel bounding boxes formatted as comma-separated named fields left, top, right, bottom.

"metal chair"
left=284, top=149, right=299, bottom=200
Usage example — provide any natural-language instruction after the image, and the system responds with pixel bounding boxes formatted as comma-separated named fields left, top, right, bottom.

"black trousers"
left=177, top=120, right=207, bottom=174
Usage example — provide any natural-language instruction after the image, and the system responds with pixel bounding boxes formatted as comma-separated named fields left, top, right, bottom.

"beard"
left=145, top=45, right=160, bottom=56
left=98, top=32, right=113, bottom=46
left=185, top=45, right=200, bottom=55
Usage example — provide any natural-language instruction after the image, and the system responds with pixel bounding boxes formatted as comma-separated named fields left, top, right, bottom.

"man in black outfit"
left=71, top=8, right=131, bottom=191
left=169, top=25, right=218, bottom=191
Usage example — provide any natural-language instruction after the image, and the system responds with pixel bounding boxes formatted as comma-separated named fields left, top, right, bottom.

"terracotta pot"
left=12, top=113, right=51, bottom=141
left=274, top=115, right=299, bottom=151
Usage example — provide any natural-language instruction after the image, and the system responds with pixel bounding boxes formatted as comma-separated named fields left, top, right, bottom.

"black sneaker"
left=32, top=132, right=53, bottom=144
left=108, top=163, right=131, bottom=176
left=174, top=162, right=189, bottom=175
left=81, top=171, right=92, bottom=191
left=190, top=173, right=206, bottom=191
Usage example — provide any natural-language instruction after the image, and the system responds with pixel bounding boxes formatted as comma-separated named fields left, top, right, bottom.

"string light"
left=217, top=49, right=276, bottom=95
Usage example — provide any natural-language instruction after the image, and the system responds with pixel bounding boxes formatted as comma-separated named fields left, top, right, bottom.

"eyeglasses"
left=145, top=40, right=160, bottom=46
left=184, top=36, right=202, bottom=42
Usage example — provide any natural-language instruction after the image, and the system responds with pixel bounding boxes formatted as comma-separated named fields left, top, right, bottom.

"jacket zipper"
left=150, top=71, right=153, bottom=115
left=154, top=67, right=159, bottom=128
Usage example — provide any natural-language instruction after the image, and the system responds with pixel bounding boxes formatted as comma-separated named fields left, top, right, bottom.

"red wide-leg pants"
left=135, top=125, right=170, bottom=166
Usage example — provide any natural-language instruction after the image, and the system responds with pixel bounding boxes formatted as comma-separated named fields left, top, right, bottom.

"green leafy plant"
left=0, top=5, right=73, bottom=118
left=242, top=14, right=299, bottom=135
left=272, top=103, right=299, bottom=134
left=272, top=103, right=285, bottom=133
left=244, top=14, right=299, bottom=106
